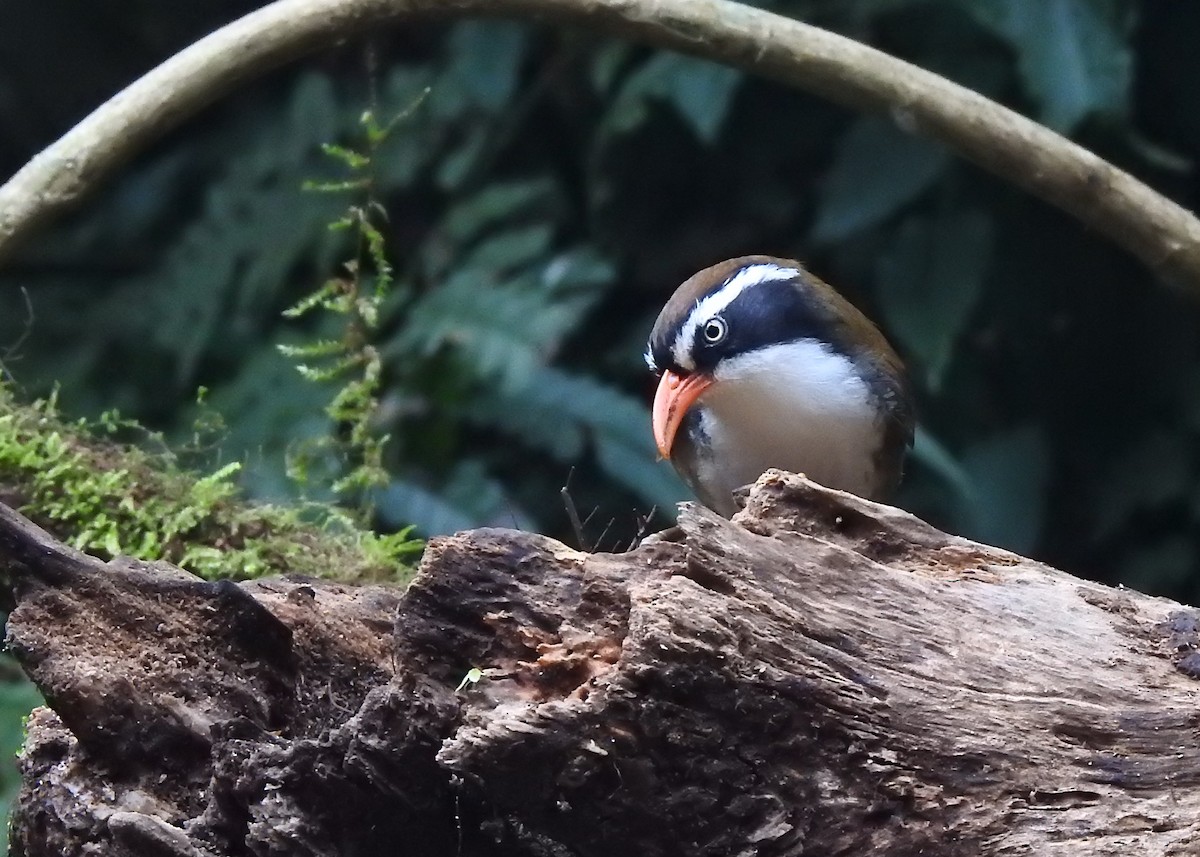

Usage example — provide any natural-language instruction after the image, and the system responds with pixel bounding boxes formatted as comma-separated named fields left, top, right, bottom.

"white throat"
left=694, top=339, right=882, bottom=511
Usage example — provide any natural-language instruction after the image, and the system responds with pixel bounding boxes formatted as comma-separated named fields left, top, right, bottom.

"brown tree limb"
left=6, top=471, right=1200, bottom=856
left=1, top=0, right=1199, bottom=293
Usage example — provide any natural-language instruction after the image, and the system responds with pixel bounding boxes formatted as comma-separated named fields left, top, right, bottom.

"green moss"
left=0, top=385, right=422, bottom=583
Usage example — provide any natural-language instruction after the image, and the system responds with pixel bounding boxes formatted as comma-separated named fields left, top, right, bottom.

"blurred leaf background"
left=2, top=0, right=1200, bottom=844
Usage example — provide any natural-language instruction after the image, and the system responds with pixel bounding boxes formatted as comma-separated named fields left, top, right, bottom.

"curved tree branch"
left=1, top=0, right=1199, bottom=294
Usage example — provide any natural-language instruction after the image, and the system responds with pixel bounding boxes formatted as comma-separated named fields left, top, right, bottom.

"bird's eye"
left=702, top=317, right=727, bottom=344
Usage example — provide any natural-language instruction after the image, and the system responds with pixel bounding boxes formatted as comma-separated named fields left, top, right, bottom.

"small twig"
left=364, top=39, right=380, bottom=118
left=501, top=496, right=522, bottom=530
left=2, top=286, right=34, bottom=362
left=627, top=505, right=658, bottom=551
left=560, top=468, right=588, bottom=551
left=0, top=286, right=35, bottom=381
left=593, top=517, right=616, bottom=553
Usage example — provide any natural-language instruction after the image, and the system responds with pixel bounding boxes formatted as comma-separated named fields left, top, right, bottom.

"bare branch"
left=1, top=0, right=1199, bottom=293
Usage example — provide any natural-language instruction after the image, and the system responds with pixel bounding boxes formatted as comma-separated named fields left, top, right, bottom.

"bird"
left=645, top=255, right=914, bottom=517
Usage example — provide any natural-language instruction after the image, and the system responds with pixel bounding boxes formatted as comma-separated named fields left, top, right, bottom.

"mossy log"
left=3, top=470, right=1200, bottom=856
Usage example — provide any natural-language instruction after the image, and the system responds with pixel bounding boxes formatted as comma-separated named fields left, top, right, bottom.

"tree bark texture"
left=4, top=469, right=1200, bottom=856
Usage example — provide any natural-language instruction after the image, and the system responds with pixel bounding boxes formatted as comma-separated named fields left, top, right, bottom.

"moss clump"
left=0, top=385, right=421, bottom=582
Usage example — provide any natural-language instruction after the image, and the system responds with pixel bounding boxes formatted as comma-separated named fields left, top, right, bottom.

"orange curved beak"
left=652, top=370, right=714, bottom=459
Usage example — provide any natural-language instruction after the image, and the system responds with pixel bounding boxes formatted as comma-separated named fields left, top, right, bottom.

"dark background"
left=6, top=0, right=1200, bottom=591
left=2, top=1, right=1200, bottom=832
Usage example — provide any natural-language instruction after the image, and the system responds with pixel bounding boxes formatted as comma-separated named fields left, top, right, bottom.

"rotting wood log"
left=4, top=469, right=1200, bottom=857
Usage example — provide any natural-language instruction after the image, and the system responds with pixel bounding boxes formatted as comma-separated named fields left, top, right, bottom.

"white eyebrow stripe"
left=670, top=263, right=798, bottom=371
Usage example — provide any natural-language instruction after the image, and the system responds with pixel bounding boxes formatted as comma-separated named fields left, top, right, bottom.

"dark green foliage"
left=0, top=661, right=41, bottom=857
left=1, top=1, right=1200, bottom=596
left=811, top=117, right=951, bottom=243
left=875, top=207, right=993, bottom=391
left=952, top=0, right=1133, bottom=130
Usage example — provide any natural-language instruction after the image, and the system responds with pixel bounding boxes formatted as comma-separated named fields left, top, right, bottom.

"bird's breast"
left=685, top=340, right=886, bottom=513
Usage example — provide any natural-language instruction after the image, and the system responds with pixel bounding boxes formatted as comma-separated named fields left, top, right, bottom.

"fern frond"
left=276, top=339, right=348, bottom=359
left=395, top=266, right=597, bottom=392
left=282, top=280, right=344, bottom=318
left=320, top=143, right=370, bottom=170
left=465, top=365, right=687, bottom=511
left=302, top=179, right=371, bottom=193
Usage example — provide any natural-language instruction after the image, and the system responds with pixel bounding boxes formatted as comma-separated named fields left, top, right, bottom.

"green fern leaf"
left=465, top=365, right=687, bottom=511
left=394, top=267, right=596, bottom=392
